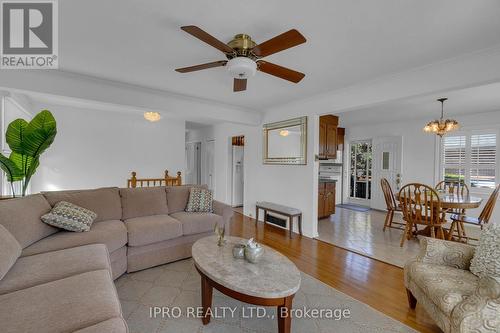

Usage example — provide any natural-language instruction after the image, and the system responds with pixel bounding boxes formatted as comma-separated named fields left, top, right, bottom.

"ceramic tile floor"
left=317, top=208, right=481, bottom=267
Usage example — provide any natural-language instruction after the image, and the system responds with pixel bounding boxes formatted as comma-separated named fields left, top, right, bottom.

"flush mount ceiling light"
left=279, top=129, right=290, bottom=137
left=423, top=98, right=459, bottom=137
left=144, top=112, right=161, bottom=122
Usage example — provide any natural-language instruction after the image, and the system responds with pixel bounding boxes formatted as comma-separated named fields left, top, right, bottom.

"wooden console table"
left=255, top=201, right=302, bottom=237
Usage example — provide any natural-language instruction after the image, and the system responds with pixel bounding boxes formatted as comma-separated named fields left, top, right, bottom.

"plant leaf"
left=23, top=110, right=57, bottom=157
left=0, top=153, right=23, bottom=182
left=6, top=119, right=29, bottom=154
left=9, top=151, right=38, bottom=176
left=23, top=156, right=40, bottom=196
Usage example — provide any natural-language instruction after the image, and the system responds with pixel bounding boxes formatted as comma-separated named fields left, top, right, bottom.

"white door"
left=205, top=140, right=215, bottom=192
left=371, top=136, right=403, bottom=210
left=231, top=146, right=244, bottom=207
left=185, top=142, right=201, bottom=184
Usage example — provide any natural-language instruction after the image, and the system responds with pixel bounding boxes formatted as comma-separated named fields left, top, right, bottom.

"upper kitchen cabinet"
left=337, top=127, right=345, bottom=151
left=319, top=115, right=344, bottom=160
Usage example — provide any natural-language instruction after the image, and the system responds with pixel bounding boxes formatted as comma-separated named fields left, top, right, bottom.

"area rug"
left=115, top=258, right=417, bottom=333
left=335, top=204, right=371, bottom=212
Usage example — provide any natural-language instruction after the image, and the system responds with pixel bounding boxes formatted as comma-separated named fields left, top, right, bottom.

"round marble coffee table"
left=192, top=236, right=301, bottom=333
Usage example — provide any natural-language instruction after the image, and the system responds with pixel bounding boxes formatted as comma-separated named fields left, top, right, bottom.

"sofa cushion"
left=72, top=317, right=127, bottom=333
left=125, top=215, right=182, bottom=246
left=0, top=270, right=122, bottom=333
left=21, top=220, right=127, bottom=256
left=0, top=244, right=110, bottom=295
left=43, top=187, right=122, bottom=222
left=0, top=194, right=56, bottom=248
left=166, top=185, right=207, bottom=213
left=170, top=211, right=222, bottom=236
left=0, top=225, right=21, bottom=280
left=120, top=187, right=169, bottom=220
left=41, top=201, right=97, bottom=232
left=186, top=187, right=213, bottom=213
left=408, top=261, right=478, bottom=316
left=470, top=223, right=500, bottom=279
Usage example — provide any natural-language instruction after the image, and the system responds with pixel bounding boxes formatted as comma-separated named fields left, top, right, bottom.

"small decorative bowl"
left=244, top=244, right=264, bottom=263
left=232, top=244, right=246, bottom=259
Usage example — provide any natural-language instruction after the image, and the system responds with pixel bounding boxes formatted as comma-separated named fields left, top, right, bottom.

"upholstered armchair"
left=404, top=237, right=500, bottom=333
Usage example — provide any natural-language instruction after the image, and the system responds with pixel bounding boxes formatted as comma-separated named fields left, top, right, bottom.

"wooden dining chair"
left=435, top=180, right=470, bottom=196
left=448, top=184, right=500, bottom=242
left=435, top=180, right=470, bottom=216
left=398, top=183, right=448, bottom=247
left=381, top=178, right=403, bottom=231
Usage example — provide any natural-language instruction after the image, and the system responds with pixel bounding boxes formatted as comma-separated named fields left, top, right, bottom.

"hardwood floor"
left=229, top=212, right=441, bottom=333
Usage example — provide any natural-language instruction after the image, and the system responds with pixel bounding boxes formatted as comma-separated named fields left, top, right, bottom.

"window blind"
left=442, top=135, right=466, bottom=183
left=470, top=133, right=496, bottom=188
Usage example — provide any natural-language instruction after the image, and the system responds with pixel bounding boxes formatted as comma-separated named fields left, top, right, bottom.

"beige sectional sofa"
left=0, top=185, right=233, bottom=333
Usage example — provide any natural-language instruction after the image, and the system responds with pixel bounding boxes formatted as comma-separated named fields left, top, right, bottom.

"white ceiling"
left=338, top=82, right=500, bottom=127
left=59, top=0, right=500, bottom=110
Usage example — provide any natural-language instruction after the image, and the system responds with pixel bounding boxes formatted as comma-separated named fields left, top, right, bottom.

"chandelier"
left=144, top=112, right=161, bottom=122
left=423, top=98, right=459, bottom=137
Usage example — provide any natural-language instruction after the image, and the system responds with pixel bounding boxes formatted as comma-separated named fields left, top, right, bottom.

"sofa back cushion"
left=43, top=187, right=122, bottom=222
left=0, top=224, right=22, bottom=280
left=0, top=194, right=56, bottom=248
left=120, top=187, right=169, bottom=220
left=166, top=185, right=207, bottom=214
left=470, top=223, right=500, bottom=279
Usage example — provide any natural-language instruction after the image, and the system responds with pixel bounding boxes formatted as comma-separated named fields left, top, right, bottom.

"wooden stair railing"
left=127, top=170, right=182, bottom=188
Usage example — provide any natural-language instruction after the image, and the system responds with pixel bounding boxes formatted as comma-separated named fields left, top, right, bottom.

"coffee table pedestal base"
left=197, top=267, right=295, bottom=333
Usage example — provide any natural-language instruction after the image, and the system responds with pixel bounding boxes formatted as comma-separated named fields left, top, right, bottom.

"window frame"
left=436, top=127, right=500, bottom=194
left=0, top=95, right=34, bottom=196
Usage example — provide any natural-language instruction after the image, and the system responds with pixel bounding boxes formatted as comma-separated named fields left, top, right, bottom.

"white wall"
left=188, top=117, right=319, bottom=238
left=30, top=103, right=185, bottom=192
left=346, top=110, right=500, bottom=222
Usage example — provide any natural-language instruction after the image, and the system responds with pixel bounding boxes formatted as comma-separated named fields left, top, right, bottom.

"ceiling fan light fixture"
left=226, top=57, right=256, bottom=79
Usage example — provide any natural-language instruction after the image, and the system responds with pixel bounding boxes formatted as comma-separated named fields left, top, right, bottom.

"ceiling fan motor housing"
left=226, top=57, right=257, bottom=79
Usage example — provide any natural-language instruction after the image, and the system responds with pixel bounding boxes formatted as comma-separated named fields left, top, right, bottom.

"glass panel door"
left=350, top=140, right=372, bottom=200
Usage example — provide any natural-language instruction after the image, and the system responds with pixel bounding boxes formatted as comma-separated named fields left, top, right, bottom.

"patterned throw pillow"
left=185, top=187, right=213, bottom=213
left=470, top=223, right=500, bottom=279
left=41, top=201, right=97, bottom=232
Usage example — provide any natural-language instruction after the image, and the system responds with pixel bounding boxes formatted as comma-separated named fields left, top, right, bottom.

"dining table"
left=396, top=192, right=483, bottom=241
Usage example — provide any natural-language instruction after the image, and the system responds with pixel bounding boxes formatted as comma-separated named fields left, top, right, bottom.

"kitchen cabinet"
left=318, top=181, right=336, bottom=218
left=337, top=127, right=345, bottom=151
left=319, top=115, right=338, bottom=159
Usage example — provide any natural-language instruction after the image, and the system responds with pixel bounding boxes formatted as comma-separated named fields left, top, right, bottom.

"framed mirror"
left=263, top=116, right=307, bottom=165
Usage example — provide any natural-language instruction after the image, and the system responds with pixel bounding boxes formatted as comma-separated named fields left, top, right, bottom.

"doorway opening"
left=185, top=142, right=201, bottom=185
left=205, top=140, right=215, bottom=192
left=349, top=140, right=372, bottom=202
left=231, top=135, right=244, bottom=209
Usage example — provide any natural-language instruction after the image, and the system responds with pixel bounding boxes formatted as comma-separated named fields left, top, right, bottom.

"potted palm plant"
left=0, top=110, right=57, bottom=197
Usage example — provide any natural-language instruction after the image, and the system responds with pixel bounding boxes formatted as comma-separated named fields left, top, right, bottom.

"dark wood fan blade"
left=175, top=60, right=227, bottom=73
left=257, top=61, right=305, bottom=83
left=252, top=29, right=306, bottom=57
left=181, top=26, right=234, bottom=54
left=234, top=78, right=247, bottom=92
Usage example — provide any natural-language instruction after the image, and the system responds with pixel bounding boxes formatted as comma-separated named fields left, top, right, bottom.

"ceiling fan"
left=175, top=26, right=307, bottom=92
